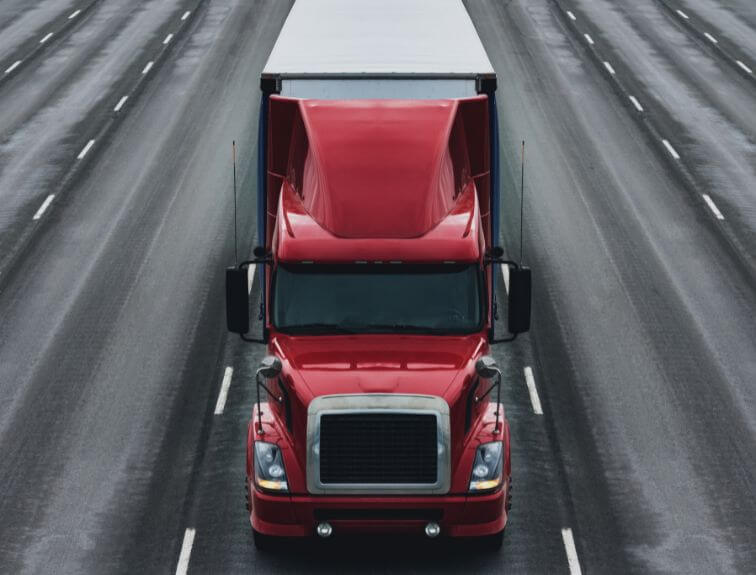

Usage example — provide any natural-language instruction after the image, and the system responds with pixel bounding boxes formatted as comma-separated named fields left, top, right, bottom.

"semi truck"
left=225, top=0, right=531, bottom=550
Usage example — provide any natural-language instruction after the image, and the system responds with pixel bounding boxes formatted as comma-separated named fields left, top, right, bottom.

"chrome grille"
left=319, top=412, right=438, bottom=484
left=307, top=394, right=451, bottom=495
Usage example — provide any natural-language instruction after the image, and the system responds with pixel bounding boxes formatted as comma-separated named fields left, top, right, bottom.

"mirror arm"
left=490, top=332, right=518, bottom=344
left=485, top=257, right=519, bottom=269
left=237, top=256, right=272, bottom=270
left=475, top=377, right=500, bottom=403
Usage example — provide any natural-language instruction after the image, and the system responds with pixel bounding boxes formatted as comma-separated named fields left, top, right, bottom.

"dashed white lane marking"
left=181, top=10, right=191, bottom=21
left=567, top=10, right=576, bottom=21
left=247, top=263, right=256, bottom=294
left=501, top=263, right=510, bottom=295
left=562, top=528, right=583, bottom=575
left=676, top=9, right=689, bottom=20
left=175, top=528, right=196, bottom=575
left=163, top=33, right=174, bottom=45
left=704, top=32, right=718, bottom=44
left=33, top=195, right=55, bottom=220
left=662, top=139, right=680, bottom=160
left=736, top=60, right=753, bottom=74
left=603, top=61, right=616, bottom=75
left=113, top=96, right=128, bottom=112
left=702, top=194, right=725, bottom=220
left=77, top=139, right=95, bottom=160
left=142, top=61, right=154, bottom=74
left=68, top=9, right=81, bottom=19
left=4, top=60, right=22, bottom=74
left=584, top=33, right=594, bottom=45
left=524, top=367, right=543, bottom=415
left=40, top=32, right=54, bottom=44
left=629, top=95, right=644, bottom=112
left=214, top=367, right=234, bottom=415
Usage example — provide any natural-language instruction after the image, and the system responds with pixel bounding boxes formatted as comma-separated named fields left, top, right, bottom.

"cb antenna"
left=519, top=140, right=525, bottom=265
left=233, top=140, right=238, bottom=265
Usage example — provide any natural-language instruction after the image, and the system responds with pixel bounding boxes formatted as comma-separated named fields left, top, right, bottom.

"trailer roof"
left=262, top=0, right=495, bottom=81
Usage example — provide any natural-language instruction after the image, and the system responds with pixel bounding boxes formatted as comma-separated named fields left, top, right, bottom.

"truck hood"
left=271, top=334, right=486, bottom=402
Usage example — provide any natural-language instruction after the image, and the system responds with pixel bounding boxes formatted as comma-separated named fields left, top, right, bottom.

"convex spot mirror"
left=507, top=265, right=531, bottom=335
left=475, top=355, right=500, bottom=379
left=258, top=356, right=282, bottom=379
left=226, top=267, right=249, bottom=334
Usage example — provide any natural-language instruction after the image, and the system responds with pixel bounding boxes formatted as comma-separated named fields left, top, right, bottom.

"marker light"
left=468, top=441, right=503, bottom=493
left=254, top=441, right=289, bottom=492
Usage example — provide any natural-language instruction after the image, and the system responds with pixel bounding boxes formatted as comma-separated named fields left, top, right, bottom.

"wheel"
left=478, top=529, right=505, bottom=552
left=252, top=529, right=277, bottom=552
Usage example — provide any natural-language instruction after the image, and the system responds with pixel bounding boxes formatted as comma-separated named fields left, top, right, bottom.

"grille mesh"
left=319, top=412, right=438, bottom=484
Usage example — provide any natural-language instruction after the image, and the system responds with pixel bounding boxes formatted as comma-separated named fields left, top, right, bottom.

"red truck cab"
left=224, top=0, right=531, bottom=551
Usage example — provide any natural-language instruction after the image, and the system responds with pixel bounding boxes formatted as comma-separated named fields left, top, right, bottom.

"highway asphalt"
left=0, top=0, right=753, bottom=573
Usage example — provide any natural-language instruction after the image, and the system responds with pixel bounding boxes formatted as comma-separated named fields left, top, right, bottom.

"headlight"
left=468, top=441, right=503, bottom=492
left=254, top=441, right=289, bottom=492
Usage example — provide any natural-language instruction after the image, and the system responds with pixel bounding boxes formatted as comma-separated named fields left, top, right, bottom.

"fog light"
left=316, top=522, right=333, bottom=538
left=425, top=522, right=441, bottom=538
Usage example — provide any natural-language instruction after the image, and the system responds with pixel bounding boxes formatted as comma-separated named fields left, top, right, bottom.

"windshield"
left=272, top=263, right=483, bottom=335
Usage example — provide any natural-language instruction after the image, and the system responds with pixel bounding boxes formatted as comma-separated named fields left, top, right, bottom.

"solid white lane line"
left=501, top=263, right=510, bottom=295
left=40, top=32, right=54, bottom=44
left=163, top=33, right=174, bottom=45
left=704, top=32, right=718, bottom=44
left=603, top=61, right=616, bottom=75
left=662, top=139, right=680, bottom=160
left=567, top=10, right=576, bottom=21
left=247, top=263, right=256, bottom=295
left=629, top=95, right=644, bottom=112
left=33, top=195, right=55, bottom=220
left=562, top=528, right=583, bottom=575
left=214, top=367, right=234, bottom=415
left=113, top=96, right=128, bottom=112
left=175, top=528, right=196, bottom=575
left=524, top=367, right=543, bottom=415
left=142, top=61, right=154, bottom=74
left=676, top=9, right=689, bottom=20
left=4, top=60, right=22, bottom=74
left=702, top=194, right=724, bottom=220
left=736, top=60, right=753, bottom=74
left=68, top=9, right=81, bottom=19
left=584, top=33, right=594, bottom=45
left=77, top=139, right=95, bottom=160
left=181, top=11, right=191, bottom=21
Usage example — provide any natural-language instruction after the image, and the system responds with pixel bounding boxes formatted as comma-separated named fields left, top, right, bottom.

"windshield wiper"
left=361, top=324, right=449, bottom=334
left=281, top=323, right=360, bottom=335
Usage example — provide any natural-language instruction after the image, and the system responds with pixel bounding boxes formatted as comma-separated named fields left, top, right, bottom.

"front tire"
left=478, top=528, right=505, bottom=552
left=252, top=529, right=277, bottom=552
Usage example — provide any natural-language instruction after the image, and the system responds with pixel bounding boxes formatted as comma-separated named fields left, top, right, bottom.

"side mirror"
left=258, top=355, right=282, bottom=379
left=507, top=266, right=531, bottom=334
left=475, top=355, right=500, bottom=379
left=226, top=267, right=249, bottom=334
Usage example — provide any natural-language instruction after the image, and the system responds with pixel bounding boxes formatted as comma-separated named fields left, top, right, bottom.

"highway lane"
left=567, top=0, right=756, bottom=268
left=0, top=0, right=754, bottom=573
left=0, top=0, right=79, bottom=55
left=471, top=0, right=756, bottom=572
left=0, top=0, right=190, bottom=274
left=0, top=0, right=284, bottom=571
left=678, top=0, right=756, bottom=52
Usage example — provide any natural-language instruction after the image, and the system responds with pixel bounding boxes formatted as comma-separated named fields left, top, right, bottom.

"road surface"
left=0, top=0, right=753, bottom=572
